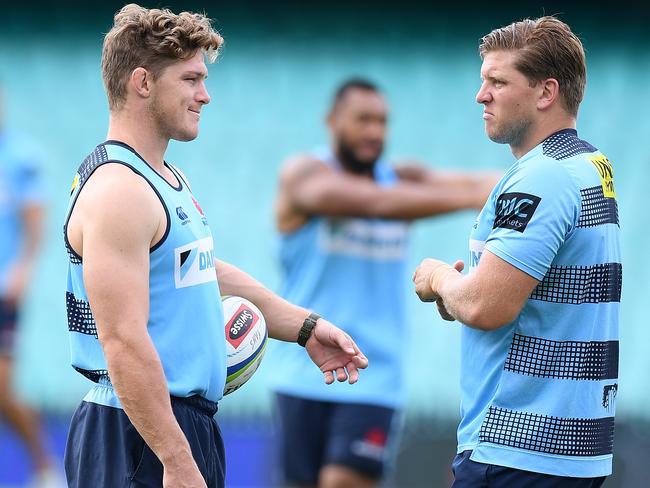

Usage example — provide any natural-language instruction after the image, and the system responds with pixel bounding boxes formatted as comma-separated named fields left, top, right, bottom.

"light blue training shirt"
left=463, top=129, right=621, bottom=477
left=0, top=129, right=45, bottom=296
left=271, top=147, right=409, bottom=408
left=64, top=141, right=226, bottom=406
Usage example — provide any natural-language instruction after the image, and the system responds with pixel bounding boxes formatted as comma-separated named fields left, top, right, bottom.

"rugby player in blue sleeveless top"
left=0, top=86, right=63, bottom=487
left=413, top=16, right=621, bottom=488
left=63, top=5, right=368, bottom=488
left=272, top=79, right=499, bottom=488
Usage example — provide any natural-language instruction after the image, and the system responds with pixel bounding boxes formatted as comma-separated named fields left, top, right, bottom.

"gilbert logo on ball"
left=222, top=295, right=268, bottom=396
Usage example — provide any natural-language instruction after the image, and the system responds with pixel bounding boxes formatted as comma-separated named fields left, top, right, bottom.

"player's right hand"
left=433, top=260, right=464, bottom=321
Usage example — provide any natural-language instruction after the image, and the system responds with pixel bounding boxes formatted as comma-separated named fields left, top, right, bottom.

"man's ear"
left=537, top=78, right=560, bottom=110
left=129, top=67, right=152, bottom=99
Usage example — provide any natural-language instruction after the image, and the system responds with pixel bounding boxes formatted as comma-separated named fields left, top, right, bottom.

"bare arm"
left=412, top=250, right=539, bottom=330
left=75, top=164, right=206, bottom=487
left=217, top=259, right=311, bottom=342
left=395, top=160, right=500, bottom=205
left=216, top=259, right=368, bottom=384
left=4, top=203, right=45, bottom=304
left=277, top=155, right=498, bottom=232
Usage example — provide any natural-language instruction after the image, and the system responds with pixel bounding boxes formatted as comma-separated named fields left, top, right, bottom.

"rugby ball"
left=222, top=295, right=268, bottom=396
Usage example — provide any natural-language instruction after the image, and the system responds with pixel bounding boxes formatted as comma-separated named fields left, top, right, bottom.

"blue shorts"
left=274, top=393, right=397, bottom=484
left=64, top=395, right=225, bottom=487
left=0, top=299, right=17, bottom=357
left=452, top=450, right=607, bottom=488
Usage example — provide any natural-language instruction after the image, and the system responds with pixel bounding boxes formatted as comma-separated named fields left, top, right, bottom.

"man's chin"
left=486, top=127, right=509, bottom=145
left=354, top=152, right=381, bottom=167
left=172, top=129, right=199, bottom=142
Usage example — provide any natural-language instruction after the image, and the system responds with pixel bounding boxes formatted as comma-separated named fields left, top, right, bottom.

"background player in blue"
left=0, top=85, right=63, bottom=486
left=413, top=16, right=621, bottom=488
left=272, top=78, right=498, bottom=488
left=63, top=5, right=367, bottom=488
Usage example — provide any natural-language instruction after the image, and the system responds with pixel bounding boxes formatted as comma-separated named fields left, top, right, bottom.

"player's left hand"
left=305, top=319, right=368, bottom=385
left=413, top=258, right=451, bottom=302
left=412, top=258, right=463, bottom=303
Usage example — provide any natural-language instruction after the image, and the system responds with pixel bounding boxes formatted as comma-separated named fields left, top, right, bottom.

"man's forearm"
left=19, top=204, right=44, bottom=265
left=436, top=271, right=483, bottom=326
left=6, top=204, right=45, bottom=300
left=436, top=266, right=519, bottom=331
left=216, top=259, right=307, bottom=342
left=414, top=253, right=538, bottom=331
left=102, top=334, right=195, bottom=467
left=360, top=183, right=479, bottom=219
left=420, top=171, right=497, bottom=210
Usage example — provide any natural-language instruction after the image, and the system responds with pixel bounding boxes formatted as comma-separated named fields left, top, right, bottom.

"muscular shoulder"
left=279, top=153, right=331, bottom=186
left=508, top=152, right=578, bottom=190
left=496, top=154, right=581, bottom=225
left=75, top=163, right=161, bottom=237
left=80, top=162, right=150, bottom=198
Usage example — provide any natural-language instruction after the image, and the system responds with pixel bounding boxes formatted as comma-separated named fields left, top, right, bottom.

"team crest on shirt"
left=176, top=206, right=190, bottom=225
left=174, top=237, right=217, bottom=288
left=493, top=192, right=541, bottom=233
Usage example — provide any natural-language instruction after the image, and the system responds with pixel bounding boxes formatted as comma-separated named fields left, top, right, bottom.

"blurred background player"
left=0, top=86, right=62, bottom=486
left=413, top=16, right=620, bottom=488
left=271, top=78, right=499, bottom=488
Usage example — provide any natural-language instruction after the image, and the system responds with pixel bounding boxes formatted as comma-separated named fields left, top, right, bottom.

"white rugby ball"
left=222, top=295, right=268, bottom=396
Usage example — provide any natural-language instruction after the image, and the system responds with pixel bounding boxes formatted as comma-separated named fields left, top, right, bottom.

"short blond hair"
left=102, top=3, right=223, bottom=111
left=479, top=16, right=586, bottom=116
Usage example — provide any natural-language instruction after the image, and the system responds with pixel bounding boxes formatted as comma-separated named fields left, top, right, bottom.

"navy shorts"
left=65, top=395, right=225, bottom=487
left=275, top=393, right=397, bottom=484
left=0, top=299, right=18, bottom=357
left=452, top=450, right=607, bottom=488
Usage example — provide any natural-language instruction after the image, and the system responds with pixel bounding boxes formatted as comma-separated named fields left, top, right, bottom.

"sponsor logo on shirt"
left=225, top=304, right=260, bottom=348
left=174, top=237, right=217, bottom=288
left=469, top=239, right=485, bottom=271
left=191, top=196, right=209, bottom=226
left=589, top=155, right=616, bottom=199
left=70, top=173, right=80, bottom=195
left=493, top=192, right=541, bottom=233
left=320, top=219, right=408, bottom=261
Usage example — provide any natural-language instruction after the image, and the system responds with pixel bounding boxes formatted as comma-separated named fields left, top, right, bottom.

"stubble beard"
left=488, top=116, right=532, bottom=148
left=337, top=136, right=382, bottom=175
left=149, top=95, right=197, bottom=142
